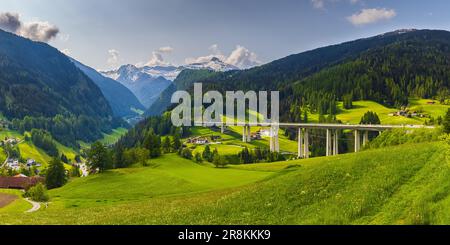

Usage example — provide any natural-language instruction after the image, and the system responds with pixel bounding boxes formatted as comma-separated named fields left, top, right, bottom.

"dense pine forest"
left=282, top=37, right=450, bottom=120
left=0, top=29, right=124, bottom=146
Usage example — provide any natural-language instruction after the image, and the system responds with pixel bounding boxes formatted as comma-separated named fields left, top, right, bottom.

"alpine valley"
left=0, top=25, right=449, bottom=226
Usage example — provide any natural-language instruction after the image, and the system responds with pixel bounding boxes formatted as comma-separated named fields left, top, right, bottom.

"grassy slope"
left=308, top=99, right=449, bottom=125
left=0, top=129, right=79, bottom=168
left=99, top=127, right=128, bottom=145
left=223, top=142, right=449, bottom=225
left=48, top=154, right=271, bottom=208
left=189, top=126, right=298, bottom=156
left=0, top=141, right=448, bottom=224
left=187, top=99, right=449, bottom=157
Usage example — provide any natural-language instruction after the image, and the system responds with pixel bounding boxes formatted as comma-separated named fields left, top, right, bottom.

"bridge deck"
left=200, top=122, right=435, bottom=131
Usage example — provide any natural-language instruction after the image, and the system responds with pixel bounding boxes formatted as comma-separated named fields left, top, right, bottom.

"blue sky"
left=0, top=0, right=449, bottom=70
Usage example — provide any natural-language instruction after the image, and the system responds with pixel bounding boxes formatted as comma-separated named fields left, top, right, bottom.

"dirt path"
left=24, top=198, right=41, bottom=213
left=0, top=193, right=17, bottom=208
left=1, top=151, right=10, bottom=168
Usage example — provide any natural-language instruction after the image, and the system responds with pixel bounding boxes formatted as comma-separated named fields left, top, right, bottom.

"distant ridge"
left=71, top=59, right=145, bottom=118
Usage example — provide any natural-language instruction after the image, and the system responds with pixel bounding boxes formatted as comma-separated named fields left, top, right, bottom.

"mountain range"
left=71, top=59, right=145, bottom=118
left=1, top=27, right=449, bottom=147
left=101, top=64, right=172, bottom=108
left=145, top=29, right=450, bottom=118
left=101, top=57, right=239, bottom=108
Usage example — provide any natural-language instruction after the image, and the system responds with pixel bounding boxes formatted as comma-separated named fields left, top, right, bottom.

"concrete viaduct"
left=206, top=122, right=435, bottom=158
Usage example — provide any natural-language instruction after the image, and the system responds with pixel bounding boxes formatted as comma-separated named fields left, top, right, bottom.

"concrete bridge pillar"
left=326, top=129, right=332, bottom=156
left=269, top=127, right=274, bottom=152
left=221, top=124, right=224, bottom=134
left=354, top=130, right=361, bottom=152
left=304, top=129, right=309, bottom=158
left=269, top=126, right=279, bottom=153
left=363, top=131, right=369, bottom=146
left=333, top=130, right=339, bottom=155
left=242, top=126, right=251, bottom=143
left=298, top=128, right=303, bottom=158
left=273, top=126, right=279, bottom=153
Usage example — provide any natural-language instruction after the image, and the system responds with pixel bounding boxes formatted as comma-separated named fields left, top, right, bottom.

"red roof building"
left=0, top=176, right=44, bottom=189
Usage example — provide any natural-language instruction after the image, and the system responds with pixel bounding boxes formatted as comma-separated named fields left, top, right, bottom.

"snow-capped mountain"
left=140, top=65, right=182, bottom=81
left=101, top=64, right=172, bottom=108
left=184, top=57, right=239, bottom=72
left=101, top=57, right=239, bottom=108
left=103, top=57, right=239, bottom=82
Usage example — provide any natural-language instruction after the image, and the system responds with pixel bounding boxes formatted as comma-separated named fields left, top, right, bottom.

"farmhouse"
left=5, top=159, right=20, bottom=171
left=26, top=159, right=40, bottom=167
left=251, top=132, right=262, bottom=140
left=0, top=176, right=44, bottom=189
left=258, top=129, right=271, bottom=137
left=186, top=136, right=211, bottom=145
left=4, top=137, right=18, bottom=145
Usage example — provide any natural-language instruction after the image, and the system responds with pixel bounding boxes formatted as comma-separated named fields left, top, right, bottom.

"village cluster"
left=388, top=103, right=435, bottom=118
left=0, top=136, right=41, bottom=172
left=186, top=128, right=272, bottom=145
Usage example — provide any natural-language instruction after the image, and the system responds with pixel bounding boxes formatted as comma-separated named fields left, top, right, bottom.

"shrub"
left=444, top=109, right=450, bottom=133
left=24, top=183, right=49, bottom=202
left=194, top=152, right=203, bottom=163
left=181, top=148, right=193, bottom=160
left=70, top=165, right=81, bottom=177
left=360, top=111, right=381, bottom=125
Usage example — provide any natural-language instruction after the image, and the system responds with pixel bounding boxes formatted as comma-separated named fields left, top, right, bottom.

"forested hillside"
left=0, top=29, right=119, bottom=146
left=71, top=59, right=145, bottom=118
left=146, top=30, right=450, bottom=122
left=281, top=33, right=450, bottom=121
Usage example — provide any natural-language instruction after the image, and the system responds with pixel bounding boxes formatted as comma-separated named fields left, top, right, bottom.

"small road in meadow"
left=24, top=198, right=41, bottom=213
left=1, top=151, right=10, bottom=168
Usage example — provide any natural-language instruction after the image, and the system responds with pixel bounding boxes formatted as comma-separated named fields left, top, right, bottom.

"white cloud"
left=144, top=46, right=174, bottom=66
left=0, top=12, right=59, bottom=42
left=185, top=44, right=227, bottom=64
left=18, top=21, right=59, bottom=42
left=225, top=45, right=261, bottom=69
left=311, top=0, right=363, bottom=10
left=185, top=54, right=224, bottom=64
left=107, top=49, right=120, bottom=68
left=146, top=51, right=169, bottom=66
left=311, top=0, right=325, bottom=9
left=157, top=46, right=174, bottom=53
left=60, top=48, right=71, bottom=56
left=347, top=8, right=396, bottom=26
left=209, top=44, right=221, bottom=55
left=185, top=44, right=261, bottom=69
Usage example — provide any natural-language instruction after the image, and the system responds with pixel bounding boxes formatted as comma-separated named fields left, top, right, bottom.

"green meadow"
left=0, top=99, right=448, bottom=225
left=0, top=139, right=448, bottom=225
left=307, top=99, right=450, bottom=125
left=99, top=127, right=128, bottom=145
left=0, top=129, right=78, bottom=167
left=189, top=126, right=298, bottom=156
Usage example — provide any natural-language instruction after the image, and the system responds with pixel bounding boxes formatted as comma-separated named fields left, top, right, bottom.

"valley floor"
left=0, top=141, right=449, bottom=225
